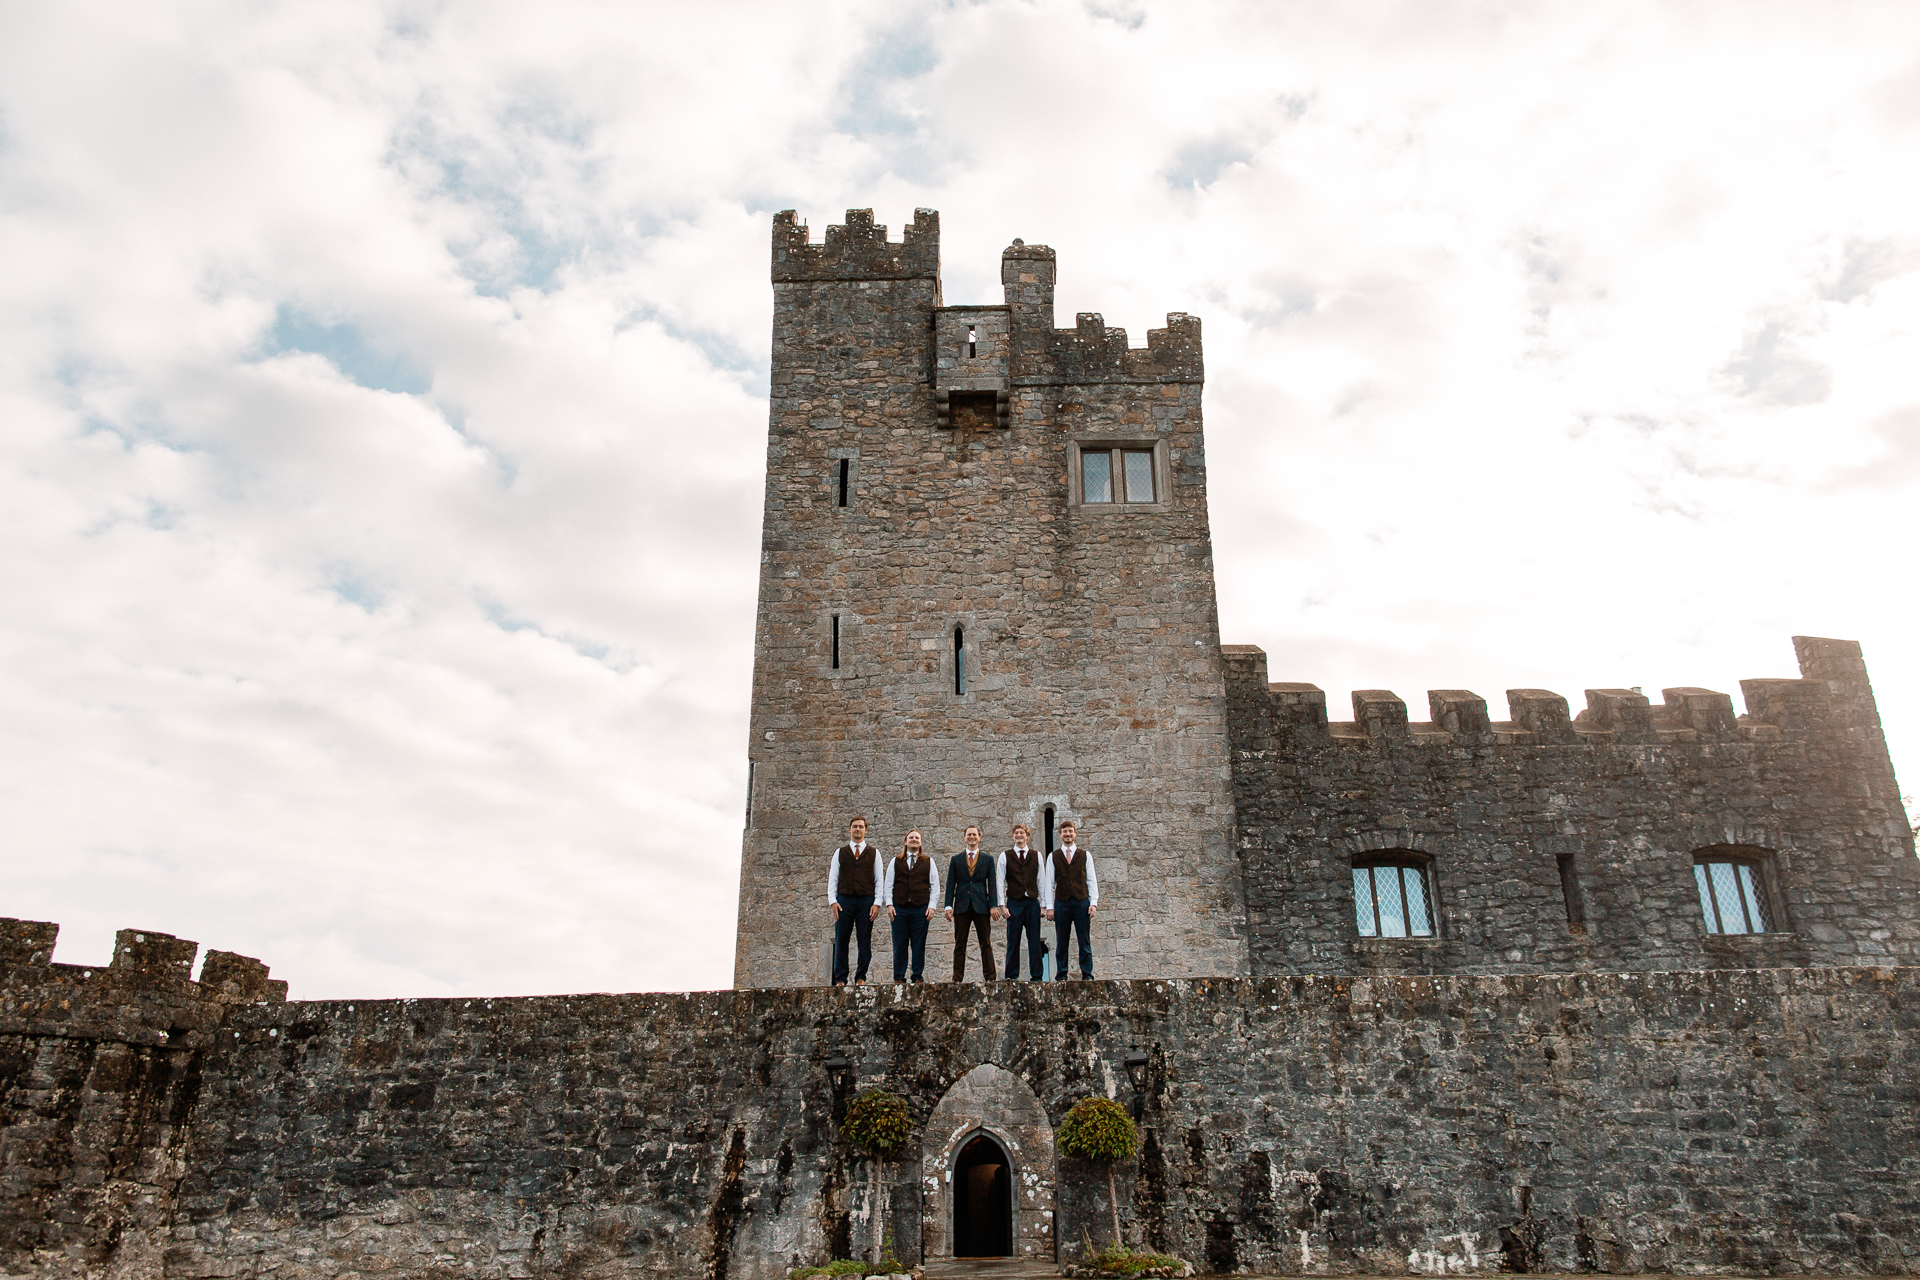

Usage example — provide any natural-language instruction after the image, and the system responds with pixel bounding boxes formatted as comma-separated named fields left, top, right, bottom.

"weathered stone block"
left=1351, top=690, right=1408, bottom=740
left=0, top=916, right=57, bottom=967
left=1661, top=686, right=1738, bottom=738
left=1506, top=688, right=1574, bottom=740
left=1428, top=689, right=1491, bottom=740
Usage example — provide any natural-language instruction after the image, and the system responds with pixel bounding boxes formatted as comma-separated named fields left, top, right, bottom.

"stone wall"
left=0, top=921, right=283, bottom=1280
left=1224, top=637, right=1920, bottom=977
left=8, top=920, right=1919, bottom=1279
left=737, top=209, right=1245, bottom=988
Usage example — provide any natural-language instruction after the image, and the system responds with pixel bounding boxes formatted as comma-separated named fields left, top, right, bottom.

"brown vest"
left=1051, top=848, right=1089, bottom=901
left=837, top=844, right=875, bottom=897
left=1003, top=848, right=1040, bottom=900
left=893, top=853, right=932, bottom=908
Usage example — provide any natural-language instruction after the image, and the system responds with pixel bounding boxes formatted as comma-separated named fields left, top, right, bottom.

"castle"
left=736, top=207, right=1919, bottom=985
left=3, top=210, right=1918, bottom=1280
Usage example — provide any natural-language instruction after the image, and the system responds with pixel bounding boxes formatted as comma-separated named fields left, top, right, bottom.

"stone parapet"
left=1223, top=638, right=1920, bottom=978
left=772, top=208, right=940, bottom=282
left=4, top=966, right=1911, bottom=1280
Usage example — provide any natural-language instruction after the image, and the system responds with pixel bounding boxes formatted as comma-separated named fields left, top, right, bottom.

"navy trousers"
left=1003, top=899, right=1045, bottom=980
left=832, top=895, right=874, bottom=984
left=1053, top=898, right=1093, bottom=979
left=891, top=908, right=930, bottom=981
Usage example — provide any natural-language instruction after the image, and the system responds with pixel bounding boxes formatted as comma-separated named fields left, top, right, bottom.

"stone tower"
left=734, top=208, right=1248, bottom=988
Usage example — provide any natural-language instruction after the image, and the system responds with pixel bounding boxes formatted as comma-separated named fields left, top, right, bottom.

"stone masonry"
left=737, top=209, right=1244, bottom=987
left=6, top=924, right=1919, bottom=1279
left=1224, top=635, right=1920, bottom=976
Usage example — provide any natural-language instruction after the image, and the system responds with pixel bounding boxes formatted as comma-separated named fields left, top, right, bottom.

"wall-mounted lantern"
left=824, top=1053, right=854, bottom=1126
left=1123, top=1050, right=1150, bottom=1120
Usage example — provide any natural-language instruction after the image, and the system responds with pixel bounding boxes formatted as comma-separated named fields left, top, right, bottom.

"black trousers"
left=952, top=910, right=996, bottom=982
left=891, top=908, right=930, bottom=980
left=1053, top=898, right=1093, bottom=978
left=1003, top=899, right=1044, bottom=980
left=832, top=895, right=874, bottom=984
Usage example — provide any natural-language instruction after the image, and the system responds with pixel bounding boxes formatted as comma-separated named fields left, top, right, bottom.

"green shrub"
left=1085, top=1240, right=1189, bottom=1274
left=789, top=1260, right=906, bottom=1279
left=842, top=1088, right=910, bottom=1158
left=1058, top=1095, right=1137, bottom=1162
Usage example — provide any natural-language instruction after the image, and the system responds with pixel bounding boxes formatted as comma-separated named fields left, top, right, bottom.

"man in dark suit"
left=943, top=825, right=1001, bottom=982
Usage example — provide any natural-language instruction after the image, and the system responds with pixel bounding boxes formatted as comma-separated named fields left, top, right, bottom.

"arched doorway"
left=922, top=1063, right=1056, bottom=1261
left=952, top=1131, right=1013, bottom=1257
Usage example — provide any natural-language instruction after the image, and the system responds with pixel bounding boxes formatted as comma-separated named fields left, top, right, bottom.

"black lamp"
left=1123, top=1049, right=1150, bottom=1117
left=824, top=1054, right=852, bottom=1090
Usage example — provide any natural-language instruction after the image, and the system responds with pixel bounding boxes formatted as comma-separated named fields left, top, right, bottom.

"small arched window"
left=1353, top=854, right=1436, bottom=938
left=1693, top=849, right=1774, bottom=934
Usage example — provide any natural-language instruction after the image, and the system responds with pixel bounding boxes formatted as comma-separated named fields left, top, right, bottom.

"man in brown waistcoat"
left=881, top=828, right=940, bottom=982
left=826, top=816, right=881, bottom=986
left=998, top=822, right=1045, bottom=981
left=1040, top=820, right=1100, bottom=980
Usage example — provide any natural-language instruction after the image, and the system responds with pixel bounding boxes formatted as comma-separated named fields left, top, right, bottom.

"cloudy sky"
left=5, top=1, right=1918, bottom=998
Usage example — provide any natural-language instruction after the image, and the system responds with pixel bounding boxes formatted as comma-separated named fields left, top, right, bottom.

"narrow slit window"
left=837, top=459, right=850, bottom=508
left=953, top=625, right=966, bottom=695
left=1556, top=854, right=1587, bottom=934
left=1122, top=449, right=1155, bottom=502
left=831, top=615, right=841, bottom=670
left=967, top=325, right=977, bottom=359
left=744, top=760, right=755, bottom=826
left=1043, top=805, right=1056, bottom=854
left=1082, top=450, right=1114, bottom=503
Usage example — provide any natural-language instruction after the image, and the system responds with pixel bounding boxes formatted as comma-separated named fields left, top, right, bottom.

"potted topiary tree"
left=841, top=1087, right=910, bottom=1268
left=1058, top=1095, right=1138, bottom=1250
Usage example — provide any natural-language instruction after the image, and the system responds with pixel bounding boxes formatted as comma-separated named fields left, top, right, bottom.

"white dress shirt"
left=825, top=842, right=874, bottom=903
left=1038, top=844, right=1100, bottom=911
left=879, top=850, right=941, bottom=911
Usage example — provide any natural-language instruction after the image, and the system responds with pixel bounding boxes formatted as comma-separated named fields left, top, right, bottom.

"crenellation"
left=1227, top=641, right=1918, bottom=979
left=1427, top=689, right=1492, bottom=741
left=771, top=207, right=940, bottom=283
left=1578, top=688, right=1656, bottom=741
left=1660, top=686, right=1739, bottom=738
left=1350, top=689, right=1409, bottom=740
left=1014, top=311, right=1204, bottom=386
left=1507, top=688, right=1575, bottom=741
left=0, top=916, right=57, bottom=966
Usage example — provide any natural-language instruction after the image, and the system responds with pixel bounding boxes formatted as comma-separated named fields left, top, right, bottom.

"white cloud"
left=3, top=0, right=1918, bottom=996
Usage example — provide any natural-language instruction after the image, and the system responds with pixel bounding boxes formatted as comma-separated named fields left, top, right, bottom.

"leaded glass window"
left=1123, top=449, right=1155, bottom=502
left=1353, top=860, right=1436, bottom=938
left=1082, top=450, right=1114, bottom=503
left=1693, top=856, right=1773, bottom=934
left=1079, top=446, right=1159, bottom=504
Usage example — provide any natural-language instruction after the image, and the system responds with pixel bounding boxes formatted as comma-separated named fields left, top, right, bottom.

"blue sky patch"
left=267, top=308, right=431, bottom=395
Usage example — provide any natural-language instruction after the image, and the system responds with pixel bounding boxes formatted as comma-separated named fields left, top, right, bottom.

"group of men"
left=824, top=816, right=1100, bottom=985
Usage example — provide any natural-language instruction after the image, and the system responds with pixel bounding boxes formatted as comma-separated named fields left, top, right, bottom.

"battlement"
left=0, top=917, right=287, bottom=1021
left=771, top=207, right=940, bottom=282
left=1222, top=636, right=1881, bottom=750
left=1017, top=311, right=1204, bottom=386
